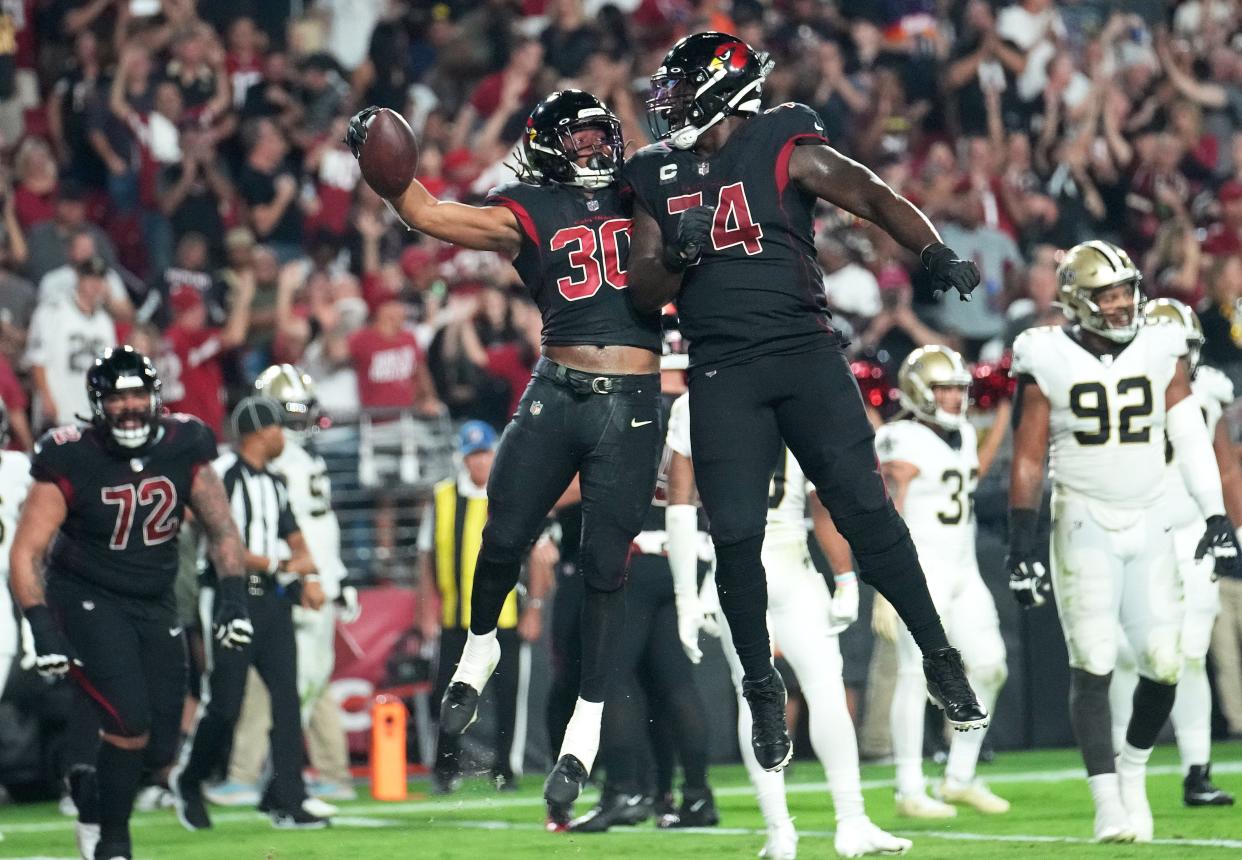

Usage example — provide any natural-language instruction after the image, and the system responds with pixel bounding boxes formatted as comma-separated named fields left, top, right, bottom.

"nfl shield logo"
left=696, top=162, right=710, bottom=176
left=130, top=458, right=144, bottom=472
left=587, top=199, right=600, bottom=211
left=531, top=400, right=543, bottom=416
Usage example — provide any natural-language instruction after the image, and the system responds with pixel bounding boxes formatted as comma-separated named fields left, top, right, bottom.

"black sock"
left=1069, top=668, right=1116, bottom=776
left=579, top=584, right=626, bottom=702
left=469, top=551, right=523, bottom=635
left=96, top=740, right=143, bottom=851
left=714, top=535, right=772, bottom=682
left=1127, top=677, right=1177, bottom=750
left=68, top=764, right=99, bottom=825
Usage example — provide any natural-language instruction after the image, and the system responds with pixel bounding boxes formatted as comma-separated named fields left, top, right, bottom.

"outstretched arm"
left=388, top=178, right=524, bottom=257
left=628, top=205, right=684, bottom=314
left=188, top=466, right=246, bottom=582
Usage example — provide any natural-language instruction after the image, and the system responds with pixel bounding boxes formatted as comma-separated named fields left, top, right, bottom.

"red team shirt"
left=162, top=325, right=228, bottom=438
left=348, top=327, right=425, bottom=412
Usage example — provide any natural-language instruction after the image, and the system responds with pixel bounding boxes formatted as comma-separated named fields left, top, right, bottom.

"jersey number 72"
left=101, top=478, right=179, bottom=549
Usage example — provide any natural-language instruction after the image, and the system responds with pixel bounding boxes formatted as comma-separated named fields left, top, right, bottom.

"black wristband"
left=920, top=242, right=953, bottom=272
left=24, top=603, right=56, bottom=634
left=217, top=575, right=246, bottom=603
left=1008, top=508, right=1040, bottom=557
left=661, top=243, right=690, bottom=274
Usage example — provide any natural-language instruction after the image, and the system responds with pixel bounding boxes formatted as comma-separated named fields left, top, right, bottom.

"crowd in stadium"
left=4, top=0, right=1242, bottom=857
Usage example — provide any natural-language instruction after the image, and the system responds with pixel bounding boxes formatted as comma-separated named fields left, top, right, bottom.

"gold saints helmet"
left=897, top=345, right=972, bottom=429
left=1056, top=240, right=1143, bottom=343
left=1144, top=296, right=1204, bottom=374
left=254, top=363, right=319, bottom=440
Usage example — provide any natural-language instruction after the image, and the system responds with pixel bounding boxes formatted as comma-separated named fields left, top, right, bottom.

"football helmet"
left=898, top=345, right=972, bottom=429
left=1056, top=240, right=1144, bottom=343
left=647, top=31, right=774, bottom=150
left=255, top=363, right=320, bottom=441
left=86, top=346, right=162, bottom=449
left=520, top=89, right=624, bottom=190
left=1143, top=297, right=1204, bottom=375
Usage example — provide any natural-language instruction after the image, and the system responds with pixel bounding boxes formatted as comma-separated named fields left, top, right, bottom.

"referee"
left=173, top=397, right=329, bottom=831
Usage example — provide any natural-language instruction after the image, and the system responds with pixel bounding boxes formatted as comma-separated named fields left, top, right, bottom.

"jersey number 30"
left=101, top=478, right=179, bottom=550
left=550, top=219, right=630, bottom=301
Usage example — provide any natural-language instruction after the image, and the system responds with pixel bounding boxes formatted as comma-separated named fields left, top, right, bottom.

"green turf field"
left=3, top=743, right=1242, bottom=859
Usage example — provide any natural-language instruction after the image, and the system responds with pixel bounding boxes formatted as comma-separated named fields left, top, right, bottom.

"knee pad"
left=579, top=522, right=637, bottom=593
left=1139, top=630, right=1183, bottom=685
left=713, top=535, right=765, bottom=586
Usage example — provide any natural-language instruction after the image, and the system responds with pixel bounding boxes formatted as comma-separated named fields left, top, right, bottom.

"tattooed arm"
left=9, top=482, right=68, bottom=610
left=188, top=465, right=246, bottom=581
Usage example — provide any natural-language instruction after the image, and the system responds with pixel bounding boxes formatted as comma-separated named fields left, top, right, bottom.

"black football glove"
left=1007, top=508, right=1050, bottom=608
left=345, top=107, right=379, bottom=160
left=1195, top=514, right=1242, bottom=580
left=212, top=577, right=254, bottom=650
left=662, top=204, right=714, bottom=273
left=24, top=604, right=75, bottom=679
left=922, top=242, right=980, bottom=302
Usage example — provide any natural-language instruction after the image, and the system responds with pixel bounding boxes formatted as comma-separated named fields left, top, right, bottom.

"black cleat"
left=546, top=799, right=573, bottom=832
left=543, top=754, right=589, bottom=806
left=742, top=670, right=793, bottom=771
left=270, top=806, right=330, bottom=829
left=654, top=792, right=678, bottom=828
left=1184, top=764, right=1235, bottom=806
left=924, top=647, right=989, bottom=731
left=440, top=681, right=482, bottom=735
left=170, top=767, right=212, bottom=831
left=569, top=792, right=651, bottom=832
left=660, top=786, right=719, bottom=828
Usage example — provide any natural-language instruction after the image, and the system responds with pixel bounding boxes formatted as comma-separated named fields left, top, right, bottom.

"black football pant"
left=469, top=362, right=662, bottom=703
left=688, top=347, right=949, bottom=682
left=596, top=554, right=709, bottom=796
left=180, top=583, right=306, bottom=811
left=48, top=574, right=187, bottom=857
left=433, top=627, right=521, bottom=778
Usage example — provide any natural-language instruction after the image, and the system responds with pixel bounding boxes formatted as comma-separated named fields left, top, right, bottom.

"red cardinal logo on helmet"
left=712, top=42, right=749, bottom=73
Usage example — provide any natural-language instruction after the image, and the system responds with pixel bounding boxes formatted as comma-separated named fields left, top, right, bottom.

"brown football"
left=357, top=108, right=419, bottom=199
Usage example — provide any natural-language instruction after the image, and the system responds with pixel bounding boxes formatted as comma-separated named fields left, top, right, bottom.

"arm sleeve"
left=1168, top=396, right=1227, bottom=519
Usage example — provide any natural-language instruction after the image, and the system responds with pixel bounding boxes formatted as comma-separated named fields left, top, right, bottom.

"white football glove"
left=698, top=570, right=721, bottom=639
left=871, top=593, right=899, bottom=643
left=675, top=594, right=704, bottom=664
left=338, top=585, right=362, bottom=624
left=214, top=616, right=254, bottom=650
left=827, top=572, right=859, bottom=635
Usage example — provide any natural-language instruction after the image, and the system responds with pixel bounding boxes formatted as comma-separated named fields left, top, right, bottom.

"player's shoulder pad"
left=1150, top=318, right=1189, bottom=359
left=666, top=392, right=692, bottom=457
left=874, top=419, right=918, bottom=462
left=1010, top=324, right=1063, bottom=376
left=761, top=101, right=829, bottom=140
left=31, top=425, right=88, bottom=483
left=1196, top=364, right=1235, bottom=405
left=163, top=413, right=218, bottom=461
left=485, top=179, right=535, bottom=206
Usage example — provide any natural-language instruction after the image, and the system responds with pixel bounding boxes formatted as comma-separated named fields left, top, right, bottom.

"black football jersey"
left=32, top=415, right=218, bottom=599
left=485, top=181, right=661, bottom=353
left=624, top=103, right=839, bottom=369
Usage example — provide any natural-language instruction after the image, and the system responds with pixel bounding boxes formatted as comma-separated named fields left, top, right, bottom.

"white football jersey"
left=270, top=439, right=346, bottom=594
left=1012, top=324, right=1186, bottom=507
left=25, top=299, right=115, bottom=426
left=0, top=450, right=30, bottom=576
left=667, top=393, right=811, bottom=545
left=875, top=419, right=979, bottom=570
left=1163, top=364, right=1234, bottom=529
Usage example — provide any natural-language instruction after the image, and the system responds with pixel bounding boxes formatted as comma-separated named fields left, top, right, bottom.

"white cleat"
left=1118, top=768, right=1153, bottom=842
left=302, top=796, right=340, bottom=818
left=937, top=778, right=1010, bottom=814
left=74, top=821, right=100, bottom=860
left=834, top=816, right=911, bottom=857
left=759, top=819, right=798, bottom=859
left=1093, top=804, right=1136, bottom=843
left=895, top=790, right=956, bottom=819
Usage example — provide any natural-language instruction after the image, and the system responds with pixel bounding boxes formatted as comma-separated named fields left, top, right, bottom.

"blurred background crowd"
left=5, top=0, right=1242, bottom=798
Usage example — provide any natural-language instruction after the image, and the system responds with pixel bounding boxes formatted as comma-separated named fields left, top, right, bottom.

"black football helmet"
left=86, top=346, right=162, bottom=450
left=520, top=89, right=624, bottom=189
left=647, top=32, right=773, bottom=150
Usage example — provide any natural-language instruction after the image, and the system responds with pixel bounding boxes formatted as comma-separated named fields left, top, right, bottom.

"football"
left=357, top=108, right=419, bottom=199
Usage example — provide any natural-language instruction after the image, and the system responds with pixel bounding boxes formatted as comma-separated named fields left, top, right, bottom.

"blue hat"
left=458, top=420, right=497, bottom=456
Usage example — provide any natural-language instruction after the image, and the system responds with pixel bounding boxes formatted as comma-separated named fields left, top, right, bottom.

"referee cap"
left=458, top=420, right=497, bottom=456
left=232, top=395, right=285, bottom=437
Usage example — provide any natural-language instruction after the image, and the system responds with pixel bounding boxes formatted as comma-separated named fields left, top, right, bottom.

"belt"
left=246, top=572, right=274, bottom=596
left=533, top=357, right=657, bottom=395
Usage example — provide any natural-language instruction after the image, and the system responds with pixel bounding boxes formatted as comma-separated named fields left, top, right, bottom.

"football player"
left=9, top=347, right=250, bottom=860
left=1109, top=299, right=1242, bottom=807
left=348, top=90, right=663, bottom=811
left=666, top=393, right=911, bottom=859
left=0, top=403, right=31, bottom=699
left=872, top=346, right=1010, bottom=819
left=625, top=31, right=985, bottom=772
left=1008, top=241, right=1242, bottom=842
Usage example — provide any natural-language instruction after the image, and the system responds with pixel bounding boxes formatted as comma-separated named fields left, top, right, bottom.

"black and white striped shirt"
left=205, top=452, right=298, bottom=584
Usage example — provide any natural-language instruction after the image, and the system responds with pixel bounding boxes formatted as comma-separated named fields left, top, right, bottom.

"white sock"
left=944, top=727, right=985, bottom=786
left=1172, top=660, right=1212, bottom=773
left=558, top=698, right=604, bottom=773
left=1088, top=772, right=1123, bottom=809
left=891, top=664, right=927, bottom=797
left=1109, top=659, right=1138, bottom=754
left=799, top=669, right=865, bottom=823
left=1117, top=741, right=1152, bottom=777
left=451, top=629, right=499, bottom=691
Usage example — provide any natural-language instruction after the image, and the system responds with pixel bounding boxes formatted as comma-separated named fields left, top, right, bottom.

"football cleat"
left=1117, top=765, right=1153, bottom=842
left=569, top=792, right=651, bottom=832
left=937, top=778, right=1010, bottom=814
left=660, top=785, right=719, bottom=828
left=759, top=819, right=798, bottom=859
left=834, top=815, right=912, bottom=858
left=301, top=796, right=339, bottom=818
left=1184, top=764, right=1235, bottom=806
left=170, top=766, right=212, bottom=831
left=924, top=647, right=989, bottom=731
left=1093, top=799, right=1136, bottom=843
left=895, top=790, right=956, bottom=819
left=546, top=799, right=574, bottom=832
left=270, top=806, right=330, bottom=829
left=544, top=754, right=589, bottom=806
left=743, top=670, right=794, bottom=771
left=439, top=681, right=484, bottom=736
left=75, top=820, right=100, bottom=860
left=654, top=791, right=679, bottom=828
left=203, top=780, right=260, bottom=807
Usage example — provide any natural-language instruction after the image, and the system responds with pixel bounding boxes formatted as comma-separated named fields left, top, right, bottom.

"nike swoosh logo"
left=631, top=419, right=653, bottom=428
left=169, top=627, right=182, bottom=637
